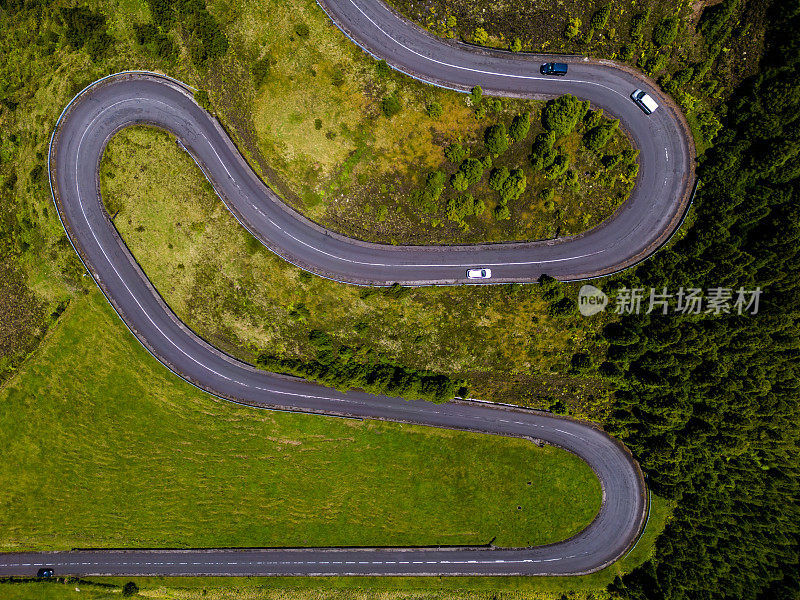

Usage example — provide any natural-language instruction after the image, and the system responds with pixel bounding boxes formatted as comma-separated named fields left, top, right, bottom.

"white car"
left=631, top=89, right=659, bottom=114
left=467, top=268, right=492, bottom=279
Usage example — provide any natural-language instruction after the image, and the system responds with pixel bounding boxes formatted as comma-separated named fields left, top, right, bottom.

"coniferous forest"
left=602, top=2, right=800, bottom=598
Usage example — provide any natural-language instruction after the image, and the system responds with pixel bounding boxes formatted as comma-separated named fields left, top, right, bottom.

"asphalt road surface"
left=0, top=0, right=696, bottom=577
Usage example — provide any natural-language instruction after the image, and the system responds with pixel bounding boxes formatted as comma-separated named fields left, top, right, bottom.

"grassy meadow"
left=100, top=126, right=613, bottom=414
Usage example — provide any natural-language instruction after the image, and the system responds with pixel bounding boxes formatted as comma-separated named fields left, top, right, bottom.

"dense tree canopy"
left=606, top=4, right=800, bottom=598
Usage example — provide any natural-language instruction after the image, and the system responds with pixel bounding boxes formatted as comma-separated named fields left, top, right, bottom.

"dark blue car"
left=540, top=62, right=568, bottom=76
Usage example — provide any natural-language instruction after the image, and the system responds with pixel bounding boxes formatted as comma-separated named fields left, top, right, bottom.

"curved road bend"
left=0, top=0, right=700, bottom=577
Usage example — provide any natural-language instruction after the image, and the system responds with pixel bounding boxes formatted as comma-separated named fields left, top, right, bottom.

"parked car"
left=540, top=62, right=568, bottom=76
left=36, top=568, right=54, bottom=578
left=467, top=268, right=492, bottom=279
left=631, top=89, right=659, bottom=114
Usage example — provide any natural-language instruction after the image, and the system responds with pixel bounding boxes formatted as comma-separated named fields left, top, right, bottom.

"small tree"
left=484, top=123, right=509, bottom=156
left=444, top=142, right=469, bottom=163
left=542, top=94, right=588, bottom=137
left=564, top=16, right=581, bottom=39
left=591, top=5, right=611, bottom=29
left=381, top=94, right=402, bottom=118
left=652, top=16, right=680, bottom=47
left=473, top=27, right=488, bottom=45
left=509, top=112, right=531, bottom=142
left=122, top=581, right=139, bottom=596
left=488, top=166, right=510, bottom=191
left=460, top=158, right=485, bottom=185
left=470, top=85, right=483, bottom=104
left=426, top=101, right=443, bottom=118
left=583, top=119, right=619, bottom=152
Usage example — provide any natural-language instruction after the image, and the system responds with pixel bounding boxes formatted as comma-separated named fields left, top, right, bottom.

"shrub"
left=591, top=5, right=611, bottom=29
left=584, top=107, right=604, bottom=128
left=450, top=171, right=468, bottom=191
left=619, top=44, right=635, bottom=61
left=419, top=170, right=447, bottom=206
left=499, top=168, right=527, bottom=203
left=460, top=158, right=484, bottom=186
left=571, top=352, right=593, bottom=372
left=470, top=85, right=483, bottom=104
left=564, top=16, right=581, bottom=39
left=444, top=142, right=468, bottom=164
left=509, top=112, right=531, bottom=142
left=472, top=27, right=488, bottom=45
left=673, top=66, right=694, bottom=86
left=446, top=193, right=479, bottom=222
left=530, top=131, right=557, bottom=170
left=602, top=153, right=622, bottom=169
left=543, top=154, right=570, bottom=179
left=652, top=16, right=680, bottom=47
left=493, top=205, right=510, bottom=220
left=122, top=581, right=139, bottom=596
left=484, top=123, right=509, bottom=156
left=510, top=37, right=522, bottom=52
left=542, top=94, right=589, bottom=137
left=474, top=104, right=486, bottom=119
left=294, top=22, right=310, bottom=38
left=583, top=119, right=619, bottom=151
left=697, top=110, right=723, bottom=144
left=381, top=94, right=401, bottom=118
left=582, top=28, right=595, bottom=44
left=376, top=59, right=392, bottom=78
left=252, top=55, right=271, bottom=87
left=426, top=101, right=443, bottom=118
left=630, top=8, right=651, bottom=40
left=624, top=162, right=640, bottom=178
left=480, top=155, right=492, bottom=169
left=622, top=148, right=639, bottom=163
left=488, top=166, right=510, bottom=191
left=699, top=0, right=740, bottom=46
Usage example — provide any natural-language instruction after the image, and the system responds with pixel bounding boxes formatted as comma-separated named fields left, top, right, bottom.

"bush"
left=294, top=22, right=310, bottom=38
left=699, top=0, right=740, bottom=46
left=252, top=55, right=271, bottom=87
left=446, top=193, right=480, bottom=222
left=498, top=168, right=527, bottom=203
left=488, top=166, right=510, bottom=191
left=470, top=85, right=483, bottom=104
left=375, top=59, right=391, bottom=78
left=530, top=131, right=557, bottom=170
left=418, top=170, right=446, bottom=207
left=543, top=154, right=570, bottom=179
left=571, top=352, right=593, bottom=372
left=484, top=123, right=509, bottom=156
left=564, top=16, right=581, bottom=39
left=602, top=153, right=622, bottom=169
left=444, top=142, right=468, bottom=164
left=542, top=94, right=589, bottom=137
left=426, top=101, right=443, bottom=118
left=619, top=44, right=635, bottom=61
left=630, top=8, right=651, bottom=40
left=510, top=37, right=522, bottom=52
left=652, top=16, right=680, bottom=47
left=494, top=205, right=511, bottom=220
left=381, top=94, right=402, bottom=118
left=591, top=5, right=611, bottom=29
left=450, top=171, right=468, bottom=191
left=509, top=112, right=531, bottom=142
left=583, top=119, right=619, bottom=151
left=582, top=28, right=595, bottom=44
left=459, top=158, right=484, bottom=185
left=122, top=582, right=139, bottom=596
left=472, top=27, right=488, bottom=45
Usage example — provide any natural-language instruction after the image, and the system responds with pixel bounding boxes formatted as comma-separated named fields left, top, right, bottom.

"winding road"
left=0, top=0, right=693, bottom=578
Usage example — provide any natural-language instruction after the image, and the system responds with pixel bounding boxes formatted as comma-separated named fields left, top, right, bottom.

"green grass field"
left=99, top=126, right=613, bottom=415
left=0, top=289, right=602, bottom=551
